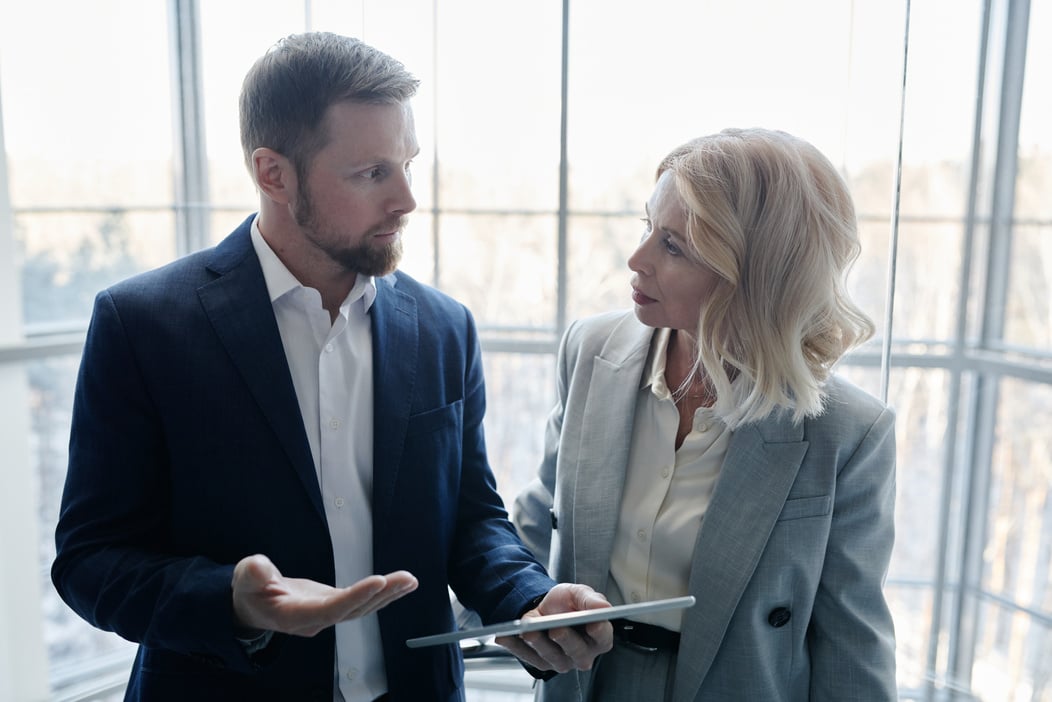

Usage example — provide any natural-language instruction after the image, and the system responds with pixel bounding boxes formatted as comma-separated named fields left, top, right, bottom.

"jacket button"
left=550, top=509, right=558, bottom=530
left=768, top=607, right=792, bottom=628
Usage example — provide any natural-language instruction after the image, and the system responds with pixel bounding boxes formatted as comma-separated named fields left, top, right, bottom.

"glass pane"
left=896, top=1, right=983, bottom=172
left=971, top=600, right=1052, bottom=701
left=1016, top=0, right=1051, bottom=223
left=197, top=1, right=441, bottom=242
left=1005, top=223, right=1052, bottom=352
left=852, top=215, right=894, bottom=343
left=567, top=0, right=907, bottom=213
left=430, top=1, right=561, bottom=212
left=481, top=352, right=556, bottom=507
left=973, top=378, right=1052, bottom=696
left=436, top=214, right=557, bottom=331
left=1007, top=0, right=1052, bottom=356
left=0, top=1, right=173, bottom=208
left=566, top=214, right=636, bottom=323
left=889, top=220, right=964, bottom=344
left=198, top=1, right=309, bottom=212
left=18, top=211, right=177, bottom=331
left=31, top=355, right=139, bottom=676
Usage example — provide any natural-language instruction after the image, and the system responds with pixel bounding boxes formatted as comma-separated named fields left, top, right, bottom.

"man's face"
left=292, top=100, right=419, bottom=276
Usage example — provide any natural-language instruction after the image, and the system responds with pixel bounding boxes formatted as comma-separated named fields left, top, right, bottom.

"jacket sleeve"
left=442, top=304, right=556, bottom=624
left=511, top=319, right=583, bottom=570
left=808, top=406, right=898, bottom=699
left=51, top=290, right=258, bottom=672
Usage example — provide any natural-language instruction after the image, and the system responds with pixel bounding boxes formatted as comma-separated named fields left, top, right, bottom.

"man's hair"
left=658, top=128, right=875, bottom=428
left=239, top=32, right=419, bottom=177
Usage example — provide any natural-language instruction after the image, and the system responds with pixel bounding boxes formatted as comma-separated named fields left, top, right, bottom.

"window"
left=1, top=1, right=1048, bottom=699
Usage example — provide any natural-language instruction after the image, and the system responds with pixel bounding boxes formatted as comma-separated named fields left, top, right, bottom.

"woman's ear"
left=251, top=147, right=296, bottom=204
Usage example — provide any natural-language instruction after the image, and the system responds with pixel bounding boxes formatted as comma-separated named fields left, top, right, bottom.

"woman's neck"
left=666, top=330, right=713, bottom=405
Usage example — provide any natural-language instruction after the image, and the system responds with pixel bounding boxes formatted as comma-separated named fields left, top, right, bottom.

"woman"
left=512, top=128, right=897, bottom=701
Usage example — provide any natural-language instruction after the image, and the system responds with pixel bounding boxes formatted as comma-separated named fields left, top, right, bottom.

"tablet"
left=405, top=595, right=695, bottom=648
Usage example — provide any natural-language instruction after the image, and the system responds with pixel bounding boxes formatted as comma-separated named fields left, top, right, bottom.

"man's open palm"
left=232, top=554, right=418, bottom=637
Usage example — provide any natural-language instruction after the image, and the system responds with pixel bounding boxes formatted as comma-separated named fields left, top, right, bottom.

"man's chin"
left=335, top=240, right=403, bottom=277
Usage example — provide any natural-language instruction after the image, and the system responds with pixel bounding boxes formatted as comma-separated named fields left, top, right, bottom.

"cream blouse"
left=607, top=328, right=730, bottom=631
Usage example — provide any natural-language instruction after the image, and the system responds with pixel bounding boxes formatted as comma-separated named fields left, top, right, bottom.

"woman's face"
left=628, top=171, right=720, bottom=335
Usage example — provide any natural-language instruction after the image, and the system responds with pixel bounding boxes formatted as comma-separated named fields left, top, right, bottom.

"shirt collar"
left=250, top=214, right=377, bottom=312
left=643, top=327, right=674, bottom=401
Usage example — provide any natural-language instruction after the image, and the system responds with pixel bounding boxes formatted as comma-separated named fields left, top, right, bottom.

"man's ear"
left=251, top=148, right=296, bottom=204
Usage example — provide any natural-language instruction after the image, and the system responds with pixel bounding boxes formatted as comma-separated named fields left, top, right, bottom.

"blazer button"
left=768, top=607, right=792, bottom=628
left=550, top=509, right=558, bottom=530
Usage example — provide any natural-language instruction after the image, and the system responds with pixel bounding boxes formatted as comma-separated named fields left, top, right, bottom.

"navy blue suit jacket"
left=52, top=215, right=554, bottom=701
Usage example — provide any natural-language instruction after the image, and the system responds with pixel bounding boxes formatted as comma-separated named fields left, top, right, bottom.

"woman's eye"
left=662, top=237, right=682, bottom=256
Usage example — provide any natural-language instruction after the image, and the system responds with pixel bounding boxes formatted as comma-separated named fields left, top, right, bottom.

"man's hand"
left=495, top=583, right=613, bottom=674
left=231, top=554, right=418, bottom=637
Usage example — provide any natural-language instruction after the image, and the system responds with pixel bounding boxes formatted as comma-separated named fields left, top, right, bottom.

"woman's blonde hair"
left=658, top=128, right=875, bottom=428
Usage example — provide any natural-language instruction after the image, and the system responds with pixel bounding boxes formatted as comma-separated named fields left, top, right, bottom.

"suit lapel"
left=196, top=221, right=325, bottom=521
left=673, top=415, right=809, bottom=702
left=369, top=275, right=418, bottom=529
left=571, top=319, right=652, bottom=589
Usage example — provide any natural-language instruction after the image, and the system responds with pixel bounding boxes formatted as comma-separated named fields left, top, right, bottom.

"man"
left=52, top=32, right=610, bottom=702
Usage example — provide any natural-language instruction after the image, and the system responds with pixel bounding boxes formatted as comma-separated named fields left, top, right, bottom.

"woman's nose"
left=627, top=238, right=651, bottom=274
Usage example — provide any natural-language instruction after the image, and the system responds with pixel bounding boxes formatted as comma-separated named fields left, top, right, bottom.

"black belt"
left=611, top=618, right=680, bottom=652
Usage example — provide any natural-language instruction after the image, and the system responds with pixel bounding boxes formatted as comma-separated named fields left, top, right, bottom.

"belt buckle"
left=618, top=622, right=660, bottom=653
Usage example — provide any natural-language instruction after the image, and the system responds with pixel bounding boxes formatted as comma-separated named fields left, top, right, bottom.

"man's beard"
left=294, top=186, right=405, bottom=277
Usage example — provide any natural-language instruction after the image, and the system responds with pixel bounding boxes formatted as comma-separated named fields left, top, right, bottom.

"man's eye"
left=364, top=166, right=385, bottom=180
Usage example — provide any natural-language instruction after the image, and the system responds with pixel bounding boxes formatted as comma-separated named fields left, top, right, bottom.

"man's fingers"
left=232, top=562, right=419, bottom=637
left=494, top=634, right=558, bottom=672
left=547, top=625, right=610, bottom=670
left=332, top=571, right=419, bottom=621
left=496, top=585, right=614, bottom=672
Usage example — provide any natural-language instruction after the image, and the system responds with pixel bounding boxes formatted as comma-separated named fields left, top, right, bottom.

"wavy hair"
left=658, top=128, right=875, bottom=428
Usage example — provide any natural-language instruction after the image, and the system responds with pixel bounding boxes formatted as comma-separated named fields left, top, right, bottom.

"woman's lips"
left=632, top=288, right=656, bottom=305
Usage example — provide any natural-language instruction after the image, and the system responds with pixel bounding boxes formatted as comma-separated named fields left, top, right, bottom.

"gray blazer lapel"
left=674, top=415, right=809, bottom=702
left=570, top=320, right=651, bottom=589
left=196, top=227, right=325, bottom=521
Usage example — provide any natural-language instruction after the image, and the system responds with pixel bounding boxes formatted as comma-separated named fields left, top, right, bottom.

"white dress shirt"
left=251, top=218, right=384, bottom=702
left=608, top=328, right=730, bottom=631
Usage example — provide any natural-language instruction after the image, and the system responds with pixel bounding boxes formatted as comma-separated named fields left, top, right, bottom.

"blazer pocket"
left=777, top=495, right=832, bottom=521
left=406, top=400, right=462, bottom=437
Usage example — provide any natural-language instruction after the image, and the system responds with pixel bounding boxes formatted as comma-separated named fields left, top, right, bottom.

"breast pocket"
left=406, top=400, right=462, bottom=437
left=776, top=495, right=832, bottom=521
left=401, top=400, right=464, bottom=488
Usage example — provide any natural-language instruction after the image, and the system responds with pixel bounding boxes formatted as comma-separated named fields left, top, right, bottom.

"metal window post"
left=168, top=0, right=210, bottom=256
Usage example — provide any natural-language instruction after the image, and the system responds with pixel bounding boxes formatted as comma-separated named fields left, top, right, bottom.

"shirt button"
left=630, top=591, right=642, bottom=603
left=345, top=667, right=358, bottom=680
left=328, top=418, right=340, bottom=430
left=637, top=529, right=647, bottom=541
left=661, top=468, right=670, bottom=479
left=325, top=343, right=334, bottom=353
left=334, top=497, right=345, bottom=508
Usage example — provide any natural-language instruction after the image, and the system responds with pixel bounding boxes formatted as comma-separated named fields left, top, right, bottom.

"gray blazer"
left=513, top=310, right=897, bottom=701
